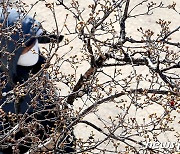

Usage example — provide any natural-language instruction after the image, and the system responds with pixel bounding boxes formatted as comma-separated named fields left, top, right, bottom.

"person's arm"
left=27, top=19, right=64, bottom=45
left=26, top=30, right=64, bottom=46
left=37, top=31, right=64, bottom=43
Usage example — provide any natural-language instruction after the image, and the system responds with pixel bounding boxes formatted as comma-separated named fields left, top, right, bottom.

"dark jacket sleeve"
left=38, top=34, right=64, bottom=43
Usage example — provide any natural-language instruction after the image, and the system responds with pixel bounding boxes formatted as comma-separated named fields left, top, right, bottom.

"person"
left=0, top=4, right=75, bottom=154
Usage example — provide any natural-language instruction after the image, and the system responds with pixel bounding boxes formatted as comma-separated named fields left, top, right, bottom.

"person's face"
left=17, top=40, right=39, bottom=66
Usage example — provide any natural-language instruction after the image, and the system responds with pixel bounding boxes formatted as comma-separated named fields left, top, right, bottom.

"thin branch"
left=120, top=0, right=130, bottom=42
left=160, top=26, right=180, bottom=41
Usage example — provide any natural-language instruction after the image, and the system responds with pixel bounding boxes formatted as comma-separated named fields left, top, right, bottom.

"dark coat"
left=0, top=7, right=47, bottom=153
left=0, top=55, right=46, bottom=113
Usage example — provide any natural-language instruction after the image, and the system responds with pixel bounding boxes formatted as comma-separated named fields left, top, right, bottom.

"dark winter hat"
left=0, top=7, right=40, bottom=85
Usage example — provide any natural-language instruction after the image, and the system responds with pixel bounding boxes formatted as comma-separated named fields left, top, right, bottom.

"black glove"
left=38, top=34, right=64, bottom=43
